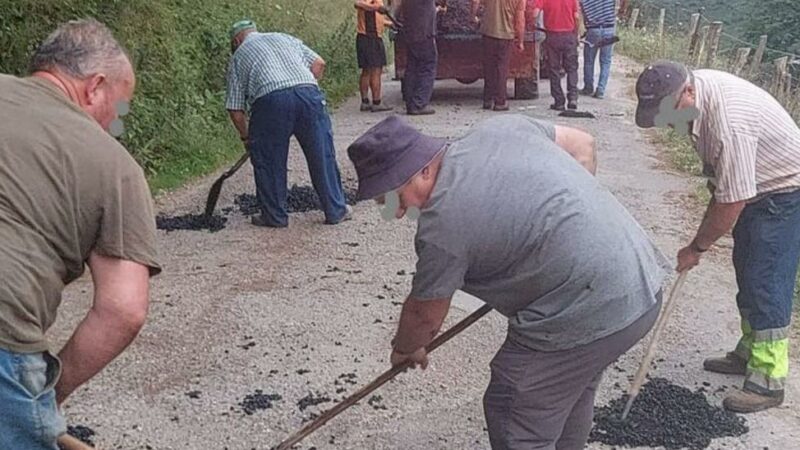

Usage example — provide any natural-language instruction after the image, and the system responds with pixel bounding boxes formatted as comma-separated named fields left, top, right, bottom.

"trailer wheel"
left=514, top=77, right=539, bottom=100
left=456, top=77, right=480, bottom=85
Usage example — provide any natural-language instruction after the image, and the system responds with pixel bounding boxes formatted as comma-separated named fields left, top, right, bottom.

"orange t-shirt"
left=357, top=0, right=387, bottom=37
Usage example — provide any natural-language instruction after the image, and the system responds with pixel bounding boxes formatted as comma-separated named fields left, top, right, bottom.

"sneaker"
left=407, top=106, right=436, bottom=115
left=579, top=87, right=594, bottom=96
left=593, top=91, right=605, bottom=99
left=251, top=215, right=288, bottom=228
left=360, top=102, right=371, bottom=112
left=723, top=387, right=784, bottom=413
left=325, top=205, right=353, bottom=225
left=370, top=103, right=393, bottom=112
left=492, top=103, right=510, bottom=111
left=549, top=103, right=566, bottom=111
left=703, top=352, right=748, bottom=375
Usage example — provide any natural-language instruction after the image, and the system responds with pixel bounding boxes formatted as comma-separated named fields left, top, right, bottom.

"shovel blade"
left=204, top=177, right=225, bottom=217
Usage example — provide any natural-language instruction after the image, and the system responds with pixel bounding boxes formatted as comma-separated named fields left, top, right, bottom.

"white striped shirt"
left=225, top=32, right=320, bottom=111
left=691, top=69, right=800, bottom=203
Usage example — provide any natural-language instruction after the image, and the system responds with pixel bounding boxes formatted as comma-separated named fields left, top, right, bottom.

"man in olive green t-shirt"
left=0, top=19, right=160, bottom=450
left=472, top=0, right=527, bottom=110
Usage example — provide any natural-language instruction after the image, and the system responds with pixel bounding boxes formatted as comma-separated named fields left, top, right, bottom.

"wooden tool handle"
left=57, top=434, right=95, bottom=450
left=274, top=304, right=493, bottom=450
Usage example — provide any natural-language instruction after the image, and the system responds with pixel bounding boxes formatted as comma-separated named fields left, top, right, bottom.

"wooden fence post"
left=657, top=9, right=666, bottom=40
left=748, top=35, right=769, bottom=78
left=693, top=25, right=709, bottom=66
left=629, top=8, right=639, bottom=29
left=687, top=13, right=700, bottom=59
left=705, top=22, right=723, bottom=68
left=773, top=56, right=788, bottom=95
left=731, top=48, right=751, bottom=76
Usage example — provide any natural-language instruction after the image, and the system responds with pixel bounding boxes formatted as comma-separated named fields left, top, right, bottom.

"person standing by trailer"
left=355, top=0, right=394, bottom=112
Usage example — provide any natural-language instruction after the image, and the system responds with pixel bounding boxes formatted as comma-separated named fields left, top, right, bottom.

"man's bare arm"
left=228, top=110, right=249, bottom=141
left=55, top=253, right=150, bottom=404
left=311, top=57, right=326, bottom=80
left=554, top=125, right=597, bottom=175
left=392, top=296, right=452, bottom=354
left=693, top=197, right=746, bottom=251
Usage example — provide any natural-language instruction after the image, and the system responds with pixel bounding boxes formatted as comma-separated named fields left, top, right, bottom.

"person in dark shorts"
left=356, top=1, right=393, bottom=112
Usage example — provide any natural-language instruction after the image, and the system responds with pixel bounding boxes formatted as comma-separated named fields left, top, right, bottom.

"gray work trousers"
left=483, top=292, right=662, bottom=450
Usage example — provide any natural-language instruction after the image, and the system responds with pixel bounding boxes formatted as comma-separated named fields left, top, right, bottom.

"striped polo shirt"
left=225, top=32, right=320, bottom=111
left=579, top=0, right=616, bottom=28
left=690, top=69, right=800, bottom=203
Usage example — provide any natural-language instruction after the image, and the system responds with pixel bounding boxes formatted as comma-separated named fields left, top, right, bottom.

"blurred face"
left=81, top=60, right=135, bottom=131
left=375, top=164, right=439, bottom=220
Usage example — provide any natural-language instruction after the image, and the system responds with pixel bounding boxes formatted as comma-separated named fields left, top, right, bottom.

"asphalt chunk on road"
left=590, top=378, right=749, bottom=450
left=239, top=390, right=282, bottom=415
left=156, top=213, right=227, bottom=233
left=297, top=392, right=332, bottom=411
left=61, top=425, right=97, bottom=448
left=235, top=184, right=359, bottom=216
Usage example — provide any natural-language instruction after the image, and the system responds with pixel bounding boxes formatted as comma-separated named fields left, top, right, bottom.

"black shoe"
left=550, top=103, right=566, bottom=111
left=408, top=106, right=436, bottom=115
left=579, top=87, right=594, bottom=96
left=251, top=215, right=288, bottom=228
left=483, top=102, right=493, bottom=110
left=568, top=101, right=578, bottom=110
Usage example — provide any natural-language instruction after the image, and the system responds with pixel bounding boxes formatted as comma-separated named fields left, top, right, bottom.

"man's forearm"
left=55, top=307, right=145, bottom=404
left=392, top=298, right=449, bottom=354
left=692, top=197, right=746, bottom=250
left=228, top=110, right=249, bottom=139
left=515, top=1, right=526, bottom=43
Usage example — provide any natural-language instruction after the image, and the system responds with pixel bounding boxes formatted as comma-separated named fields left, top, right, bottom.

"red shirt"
left=534, top=0, right=578, bottom=32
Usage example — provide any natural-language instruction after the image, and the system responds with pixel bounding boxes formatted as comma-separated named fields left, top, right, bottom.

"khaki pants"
left=483, top=292, right=661, bottom=450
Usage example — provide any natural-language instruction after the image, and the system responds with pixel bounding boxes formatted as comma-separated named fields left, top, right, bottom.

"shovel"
left=273, top=304, right=494, bottom=450
left=621, top=270, right=689, bottom=420
left=203, top=151, right=250, bottom=218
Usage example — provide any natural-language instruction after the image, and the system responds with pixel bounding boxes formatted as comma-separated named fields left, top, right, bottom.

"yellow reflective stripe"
left=748, top=339, right=789, bottom=380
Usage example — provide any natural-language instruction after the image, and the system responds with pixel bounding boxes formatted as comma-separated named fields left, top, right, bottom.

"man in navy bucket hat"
left=347, top=114, right=671, bottom=449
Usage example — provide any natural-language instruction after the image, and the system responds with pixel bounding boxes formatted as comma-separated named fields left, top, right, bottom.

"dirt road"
left=50, top=56, right=799, bottom=449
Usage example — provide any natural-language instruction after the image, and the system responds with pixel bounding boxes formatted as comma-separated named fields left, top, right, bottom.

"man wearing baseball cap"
left=348, top=114, right=669, bottom=448
left=635, top=60, right=800, bottom=412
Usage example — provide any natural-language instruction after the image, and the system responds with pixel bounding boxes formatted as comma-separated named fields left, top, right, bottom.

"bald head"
left=30, top=19, right=135, bottom=132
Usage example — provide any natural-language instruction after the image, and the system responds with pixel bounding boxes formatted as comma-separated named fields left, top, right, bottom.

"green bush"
left=0, top=0, right=360, bottom=192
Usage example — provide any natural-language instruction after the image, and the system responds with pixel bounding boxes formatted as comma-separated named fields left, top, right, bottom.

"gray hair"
left=29, top=18, right=131, bottom=79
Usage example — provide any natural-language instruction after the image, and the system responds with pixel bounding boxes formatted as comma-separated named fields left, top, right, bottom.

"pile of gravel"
left=590, top=378, right=749, bottom=450
left=155, top=213, right=227, bottom=233
left=235, top=184, right=359, bottom=216
left=437, top=0, right=482, bottom=34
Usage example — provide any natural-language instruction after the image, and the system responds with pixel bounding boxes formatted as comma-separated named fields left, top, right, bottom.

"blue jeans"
left=732, top=189, right=800, bottom=392
left=0, top=348, right=65, bottom=449
left=582, top=26, right=615, bottom=95
left=403, top=37, right=437, bottom=112
left=248, top=85, right=347, bottom=226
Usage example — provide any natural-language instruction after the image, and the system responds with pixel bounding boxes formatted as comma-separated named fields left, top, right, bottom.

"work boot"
left=550, top=103, right=565, bottom=111
left=325, top=205, right=353, bottom=225
left=251, top=214, right=288, bottom=228
left=370, top=103, right=393, bottom=112
left=579, top=87, right=594, bottom=96
left=703, top=352, right=748, bottom=375
left=407, top=106, right=435, bottom=115
left=723, top=387, right=784, bottom=413
left=567, top=101, right=578, bottom=110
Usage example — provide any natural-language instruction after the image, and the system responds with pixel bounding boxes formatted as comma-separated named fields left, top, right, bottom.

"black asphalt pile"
left=590, top=378, right=748, bottom=450
left=239, top=390, right=282, bottom=415
left=156, top=213, right=227, bottom=232
left=437, top=0, right=482, bottom=34
left=235, top=184, right=359, bottom=216
left=63, top=425, right=96, bottom=448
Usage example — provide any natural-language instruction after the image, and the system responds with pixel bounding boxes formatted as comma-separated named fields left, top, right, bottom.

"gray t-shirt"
left=410, top=115, right=670, bottom=351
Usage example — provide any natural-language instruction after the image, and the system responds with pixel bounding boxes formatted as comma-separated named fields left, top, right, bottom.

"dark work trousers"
left=544, top=31, right=579, bottom=106
left=403, top=37, right=438, bottom=112
left=248, top=85, right=348, bottom=226
left=483, top=292, right=662, bottom=450
left=482, top=35, right=514, bottom=107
